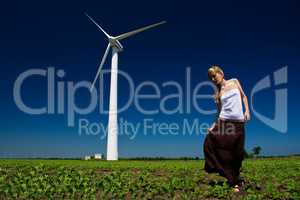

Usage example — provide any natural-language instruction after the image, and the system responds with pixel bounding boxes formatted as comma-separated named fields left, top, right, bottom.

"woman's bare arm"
left=234, top=79, right=251, bottom=121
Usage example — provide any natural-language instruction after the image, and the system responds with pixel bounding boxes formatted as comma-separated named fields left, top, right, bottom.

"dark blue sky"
left=0, top=0, right=299, bottom=158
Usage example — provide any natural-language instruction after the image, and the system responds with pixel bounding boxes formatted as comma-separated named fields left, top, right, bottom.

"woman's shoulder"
left=226, top=78, right=239, bottom=87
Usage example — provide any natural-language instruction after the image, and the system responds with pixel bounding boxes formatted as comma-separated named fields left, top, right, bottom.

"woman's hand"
left=244, top=110, right=251, bottom=121
left=208, top=122, right=216, bottom=132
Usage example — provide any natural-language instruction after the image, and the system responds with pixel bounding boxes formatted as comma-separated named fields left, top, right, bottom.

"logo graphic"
left=251, top=66, right=288, bottom=133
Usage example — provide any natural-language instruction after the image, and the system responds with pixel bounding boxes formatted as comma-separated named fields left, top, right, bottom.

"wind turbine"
left=85, top=13, right=166, bottom=160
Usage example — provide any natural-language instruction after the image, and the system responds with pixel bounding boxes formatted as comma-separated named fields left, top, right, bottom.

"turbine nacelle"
left=108, top=37, right=123, bottom=51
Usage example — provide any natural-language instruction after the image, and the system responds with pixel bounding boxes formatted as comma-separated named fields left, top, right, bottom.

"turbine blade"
left=85, top=12, right=110, bottom=38
left=115, top=21, right=166, bottom=41
left=90, top=43, right=111, bottom=91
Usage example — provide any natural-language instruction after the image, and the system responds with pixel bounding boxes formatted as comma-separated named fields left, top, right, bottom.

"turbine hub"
left=109, top=38, right=123, bottom=51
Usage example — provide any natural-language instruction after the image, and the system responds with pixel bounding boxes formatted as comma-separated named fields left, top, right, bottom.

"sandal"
left=233, top=185, right=240, bottom=192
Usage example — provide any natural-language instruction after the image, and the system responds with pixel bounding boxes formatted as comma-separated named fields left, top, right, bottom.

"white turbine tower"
left=85, top=13, right=166, bottom=160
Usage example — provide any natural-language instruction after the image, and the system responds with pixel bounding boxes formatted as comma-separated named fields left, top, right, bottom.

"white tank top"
left=219, top=88, right=244, bottom=120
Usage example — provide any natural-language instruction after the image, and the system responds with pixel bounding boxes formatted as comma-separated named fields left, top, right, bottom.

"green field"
left=0, top=157, right=299, bottom=199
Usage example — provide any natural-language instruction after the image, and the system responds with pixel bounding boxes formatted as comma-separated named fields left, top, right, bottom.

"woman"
left=204, top=65, right=250, bottom=192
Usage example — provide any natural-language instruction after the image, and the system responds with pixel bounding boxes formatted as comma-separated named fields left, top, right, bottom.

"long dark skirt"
left=203, top=119, right=245, bottom=186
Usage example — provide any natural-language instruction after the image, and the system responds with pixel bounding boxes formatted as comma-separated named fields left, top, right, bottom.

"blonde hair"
left=208, top=65, right=224, bottom=105
left=208, top=65, right=224, bottom=78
